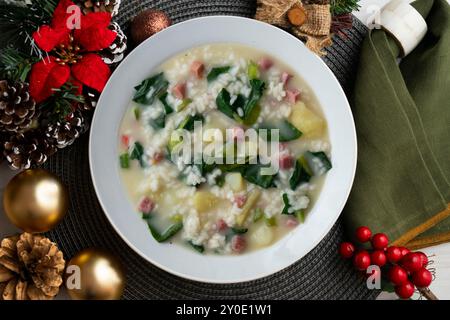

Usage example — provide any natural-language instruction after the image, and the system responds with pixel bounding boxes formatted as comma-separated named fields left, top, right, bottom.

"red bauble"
left=395, top=281, right=415, bottom=299
left=398, top=246, right=410, bottom=257
left=353, top=251, right=371, bottom=271
left=386, top=246, right=403, bottom=263
left=401, top=253, right=423, bottom=273
left=370, top=250, right=387, bottom=267
left=371, top=233, right=389, bottom=250
left=339, top=242, right=355, bottom=259
left=412, top=268, right=432, bottom=288
left=355, top=226, right=372, bottom=243
left=416, top=252, right=429, bottom=267
left=388, top=265, right=408, bottom=285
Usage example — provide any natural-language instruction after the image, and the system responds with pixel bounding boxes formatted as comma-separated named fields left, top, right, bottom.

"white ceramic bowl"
left=90, top=16, right=357, bottom=283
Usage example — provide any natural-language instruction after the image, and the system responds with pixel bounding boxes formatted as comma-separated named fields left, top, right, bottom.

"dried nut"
left=287, top=6, right=307, bottom=26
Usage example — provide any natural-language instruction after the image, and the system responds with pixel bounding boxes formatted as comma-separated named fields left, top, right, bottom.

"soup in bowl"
left=119, top=44, right=332, bottom=255
left=89, top=16, right=356, bottom=282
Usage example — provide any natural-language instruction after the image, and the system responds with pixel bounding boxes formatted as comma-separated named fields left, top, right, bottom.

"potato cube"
left=290, top=102, right=325, bottom=137
left=193, top=191, right=218, bottom=213
left=225, top=173, right=245, bottom=192
left=250, top=224, right=274, bottom=247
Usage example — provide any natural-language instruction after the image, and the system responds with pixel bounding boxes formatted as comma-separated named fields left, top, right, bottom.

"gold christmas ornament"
left=3, top=169, right=69, bottom=233
left=130, top=9, right=172, bottom=45
left=66, top=248, right=125, bottom=300
left=0, top=233, right=65, bottom=300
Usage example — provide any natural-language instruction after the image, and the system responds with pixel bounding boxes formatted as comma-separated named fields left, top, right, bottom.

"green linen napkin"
left=343, top=0, right=450, bottom=249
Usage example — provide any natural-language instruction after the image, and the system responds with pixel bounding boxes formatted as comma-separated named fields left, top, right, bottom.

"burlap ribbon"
left=255, top=0, right=332, bottom=55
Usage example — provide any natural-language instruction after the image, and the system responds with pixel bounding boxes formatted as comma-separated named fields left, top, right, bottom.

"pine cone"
left=80, top=87, right=100, bottom=110
left=3, top=129, right=56, bottom=170
left=0, top=80, right=38, bottom=134
left=101, top=22, right=127, bottom=66
left=44, top=110, right=88, bottom=149
left=74, top=0, right=121, bottom=16
left=0, top=233, right=65, bottom=300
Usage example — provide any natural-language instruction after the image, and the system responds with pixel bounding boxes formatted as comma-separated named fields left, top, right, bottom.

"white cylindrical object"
left=380, top=0, right=428, bottom=56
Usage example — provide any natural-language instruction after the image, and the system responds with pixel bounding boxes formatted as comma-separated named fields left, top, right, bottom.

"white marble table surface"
left=0, top=0, right=448, bottom=300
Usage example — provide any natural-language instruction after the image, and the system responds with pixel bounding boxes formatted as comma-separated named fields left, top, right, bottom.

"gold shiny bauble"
left=130, top=9, right=172, bottom=45
left=3, top=169, right=69, bottom=233
left=66, top=248, right=125, bottom=300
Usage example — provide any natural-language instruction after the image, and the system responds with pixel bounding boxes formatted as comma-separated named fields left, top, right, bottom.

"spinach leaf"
left=129, top=142, right=146, bottom=167
left=207, top=66, right=231, bottom=82
left=230, top=227, right=248, bottom=234
left=133, top=107, right=141, bottom=120
left=281, top=194, right=306, bottom=220
left=159, top=92, right=174, bottom=114
left=141, top=212, right=183, bottom=242
left=119, top=153, right=130, bottom=169
left=289, top=159, right=311, bottom=190
left=243, top=79, right=265, bottom=125
left=149, top=110, right=166, bottom=129
left=177, top=114, right=204, bottom=131
left=145, top=93, right=174, bottom=129
left=133, top=73, right=169, bottom=105
left=216, top=89, right=235, bottom=118
left=188, top=241, right=205, bottom=253
left=304, top=151, right=332, bottom=175
left=259, top=120, right=302, bottom=142
left=147, top=221, right=183, bottom=243
left=242, top=163, right=276, bottom=189
left=282, top=193, right=291, bottom=215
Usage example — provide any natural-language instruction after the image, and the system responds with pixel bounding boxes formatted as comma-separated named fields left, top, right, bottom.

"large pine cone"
left=44, top=110, right=88, bottom=149
left=101, top=22, right=127, bottom=66
left=74, top=0, right=121, bottom=16
left=2, top=129, right=57, bottom=170
left=0, top=233, right=65, bottom=300
left=0, top=80, right=38, bottom=133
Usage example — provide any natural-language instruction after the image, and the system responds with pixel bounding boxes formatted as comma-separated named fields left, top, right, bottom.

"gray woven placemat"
left=42, top=0, right=379, bottom=299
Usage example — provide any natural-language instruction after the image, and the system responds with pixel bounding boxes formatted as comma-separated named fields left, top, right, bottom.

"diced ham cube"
left=286, top=89, right=300, bottom=104
left=121, top=134, right=130, bottom=148
left=231, top=235, right=246, bottom=253
left=281, top=71, right=292, bottom=86
left=233, top=194, right=247, bottom=209
left=172, top=82, right=186, bottom=99
left=138, top=196, right=155, bottom=214
left=285, top=217, right=299, bottom=228
left=279, top=142, right=289, bottom=151
left=216, top=219, right=228, bottom=232
left=190, top=61, right=204, bottom=79
left=151, top=152, right=164, bottom=164
left=279, top=153, right=294, bottom=170
left=230, top=126, right=245, bottom=142
left=258, top=57, right=273, bottom=71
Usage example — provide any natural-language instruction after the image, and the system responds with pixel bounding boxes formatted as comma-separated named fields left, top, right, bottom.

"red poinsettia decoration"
left=30, top=0, right=117, bottom=103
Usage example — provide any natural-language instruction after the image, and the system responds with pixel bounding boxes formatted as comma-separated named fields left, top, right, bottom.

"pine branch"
left=331, top=0, right=361, bottom=15
left=0, top=47, right=39, bottom=82
left=40, top=83, right=86, bottom=121
left=0, top=0, right=58, bottom=52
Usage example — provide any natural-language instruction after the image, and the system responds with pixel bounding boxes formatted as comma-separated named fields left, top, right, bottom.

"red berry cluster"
left=339, top=226, right=433, bottom=299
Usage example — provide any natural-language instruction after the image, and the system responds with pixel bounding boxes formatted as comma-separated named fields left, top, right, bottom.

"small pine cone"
left=0, top=233, right=65, bottom=300
left=80, top=87, right=100, bottom=110
left=45, top=110, right=88, bottom=149
left=101, top=22, right=127, bottom=66
left=0, top=80, right=38, bottom=133
left=3, top=129, right=56, bottom=170
left=74, top=0, right=121, bottom=16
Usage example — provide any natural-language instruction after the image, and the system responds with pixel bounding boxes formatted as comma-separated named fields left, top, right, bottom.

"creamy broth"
left=119, top=44, right=331, bottom=254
